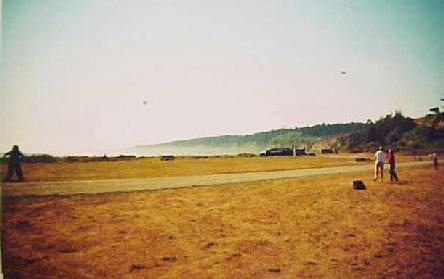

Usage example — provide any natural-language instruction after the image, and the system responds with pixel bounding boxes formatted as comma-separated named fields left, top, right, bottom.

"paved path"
left=1, top=161, right=430, bottom=197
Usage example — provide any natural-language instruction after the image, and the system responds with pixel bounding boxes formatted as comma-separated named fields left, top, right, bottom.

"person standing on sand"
left=387, top=148, right=399, bottom=182
left=429, top=152, right=438, bottom=169
left=2, top=145, right=25, bottom=182
left=373, top=147, right=385, bottom=182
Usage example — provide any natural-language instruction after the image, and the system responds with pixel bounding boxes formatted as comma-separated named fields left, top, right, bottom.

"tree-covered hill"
left=342, top=112, right=444, bottom=152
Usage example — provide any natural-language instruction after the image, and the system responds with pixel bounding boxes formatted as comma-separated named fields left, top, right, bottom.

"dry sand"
left=2, top=165, right=443, bottom=278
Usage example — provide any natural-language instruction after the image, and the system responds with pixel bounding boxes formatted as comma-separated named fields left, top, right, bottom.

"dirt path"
left=2, top=161, right=430, bottom=197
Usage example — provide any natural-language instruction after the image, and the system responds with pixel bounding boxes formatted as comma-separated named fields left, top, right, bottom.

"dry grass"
left=3, top=165, right=443, bottom=278
left=2, top=153, right=414, bottom=182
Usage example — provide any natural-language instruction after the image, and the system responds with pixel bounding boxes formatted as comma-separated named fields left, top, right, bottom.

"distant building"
left=295, top=148, right=306, bottom=156
left=263, top=148, right=293, bottom=156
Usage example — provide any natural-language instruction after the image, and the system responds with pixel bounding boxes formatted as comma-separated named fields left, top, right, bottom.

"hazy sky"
left=1, top=0, right=444, bottom=155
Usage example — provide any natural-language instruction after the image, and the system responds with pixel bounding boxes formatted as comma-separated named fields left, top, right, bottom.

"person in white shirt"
left=373, top=147, right=385, bottom=182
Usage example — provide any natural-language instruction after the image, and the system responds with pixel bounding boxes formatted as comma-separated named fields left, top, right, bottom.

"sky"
left=1, top=0, right=444, bottom=155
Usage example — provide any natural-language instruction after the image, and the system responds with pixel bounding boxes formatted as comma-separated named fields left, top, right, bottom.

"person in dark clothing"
left=2, top=145, right=25, bottom=182
left=387, top=148, right=399, bottom=182
left=430, top=152, right=438, bottom=170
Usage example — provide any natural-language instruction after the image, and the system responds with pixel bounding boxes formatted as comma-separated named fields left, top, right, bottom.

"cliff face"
left=415, top=113, right=444, bottom=129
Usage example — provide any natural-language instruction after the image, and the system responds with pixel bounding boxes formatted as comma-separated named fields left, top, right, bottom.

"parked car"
left=160, top=155, right=175, bottom=161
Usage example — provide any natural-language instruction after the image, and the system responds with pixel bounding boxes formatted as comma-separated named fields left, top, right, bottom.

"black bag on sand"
left=353, top=180, right=366, bottom=190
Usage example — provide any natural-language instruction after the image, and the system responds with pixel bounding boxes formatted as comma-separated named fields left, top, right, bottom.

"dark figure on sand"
left=2, top=145, right=24, bottom=182
left=387, top=148, right=399, bottom=182
left=430, top=152, right=438, bottom=170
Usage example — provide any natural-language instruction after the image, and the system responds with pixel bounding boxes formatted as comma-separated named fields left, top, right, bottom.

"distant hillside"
left=130, top=123, right=364, bottom=156
left=130, top=112, right=444, bottom=156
